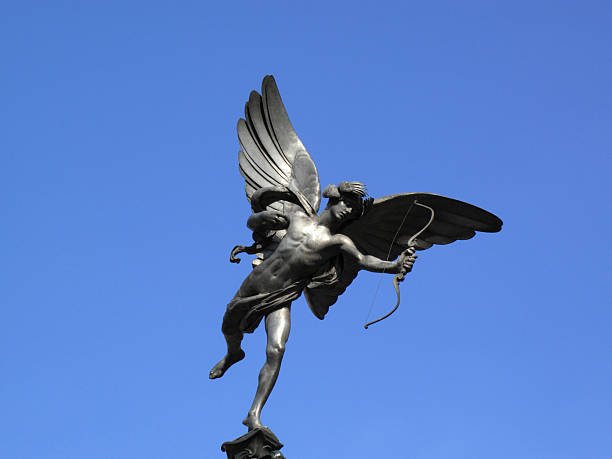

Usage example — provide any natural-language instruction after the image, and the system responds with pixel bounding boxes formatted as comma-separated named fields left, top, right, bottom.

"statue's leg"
left=209, top=310, right=246, bottom=380
left=242, top=305, right=291, bottom=430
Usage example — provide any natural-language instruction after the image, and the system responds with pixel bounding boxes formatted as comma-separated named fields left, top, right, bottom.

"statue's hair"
left=323, top=181, right=373, bottom=216
left=323, top=181, right=367, bottom=199
left=337, top=181, right=367, bottom=197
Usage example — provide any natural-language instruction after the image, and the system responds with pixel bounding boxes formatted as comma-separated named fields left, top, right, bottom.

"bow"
left=364, top=200, right=435, bottom=329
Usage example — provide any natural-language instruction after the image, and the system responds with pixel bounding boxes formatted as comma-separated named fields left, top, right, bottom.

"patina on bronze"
left=211, top=76, right=502, bottom=455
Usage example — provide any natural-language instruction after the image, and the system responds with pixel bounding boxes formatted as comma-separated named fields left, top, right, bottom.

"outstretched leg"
left=209, top=329, right=245, bottom=380
left=242, top=306, right=291, bottom=430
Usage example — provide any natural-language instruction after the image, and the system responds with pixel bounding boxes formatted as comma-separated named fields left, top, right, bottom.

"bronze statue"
left=211, top=76, right=502, bottom=446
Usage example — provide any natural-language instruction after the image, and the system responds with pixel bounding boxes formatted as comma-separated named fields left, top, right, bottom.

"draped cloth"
left=222, top=280, right=309, bottom=334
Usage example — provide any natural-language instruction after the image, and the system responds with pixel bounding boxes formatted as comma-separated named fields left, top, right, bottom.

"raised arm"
left=229, top=211, right=290, bottom=264
left=332, top=234, right=417, bottom=274
left=247, top=210, right=290, bottom=232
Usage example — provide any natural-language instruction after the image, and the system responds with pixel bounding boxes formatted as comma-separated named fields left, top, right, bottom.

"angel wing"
left=343, top=193, right=502, bottom=256
left=304, top=193, right=503, bottom=319
left=236, top=75, right=321, bottom=265
left=238, top=75, right=321, bottom=216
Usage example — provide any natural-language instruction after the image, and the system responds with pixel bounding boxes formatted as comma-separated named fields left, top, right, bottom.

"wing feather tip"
left=262, top=74, right=276, bottom=87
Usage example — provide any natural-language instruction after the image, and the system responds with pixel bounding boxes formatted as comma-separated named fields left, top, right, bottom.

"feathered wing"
left=343, top=193, right=503, bottom=257
left=237, top=75, right=321, bottom=216
left=236, top=75, right=321, bottom=266
left=304, top=193, right=503, bottom=319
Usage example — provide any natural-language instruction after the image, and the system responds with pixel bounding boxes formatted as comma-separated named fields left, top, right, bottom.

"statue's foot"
left=242, top=412, right=263, bottom=431
left=209, top=350, right=245, bottom=379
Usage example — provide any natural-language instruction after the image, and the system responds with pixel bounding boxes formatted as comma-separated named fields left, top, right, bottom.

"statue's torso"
left=238, top=212, right=338, bottom=297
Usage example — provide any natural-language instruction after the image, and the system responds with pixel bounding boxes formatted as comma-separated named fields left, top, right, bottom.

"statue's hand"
left=230, top=245, right=246, bottom=263
left=396, top=247, right=418, bottom=274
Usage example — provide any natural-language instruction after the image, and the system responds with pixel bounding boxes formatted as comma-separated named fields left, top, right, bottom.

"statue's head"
left=323, top=181, right=373, bottom=223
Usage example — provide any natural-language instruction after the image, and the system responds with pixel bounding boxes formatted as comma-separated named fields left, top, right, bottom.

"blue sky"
left=2, top=2, right=611, bottom=458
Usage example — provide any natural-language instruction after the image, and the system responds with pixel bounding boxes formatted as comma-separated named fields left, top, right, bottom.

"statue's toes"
left=209, top=367, right=222, bottom=379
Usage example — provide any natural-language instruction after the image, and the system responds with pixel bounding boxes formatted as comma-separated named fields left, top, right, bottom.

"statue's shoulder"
left=324, top=233, right=354, bottom=252
left=286, top=207, right=312, bottom=223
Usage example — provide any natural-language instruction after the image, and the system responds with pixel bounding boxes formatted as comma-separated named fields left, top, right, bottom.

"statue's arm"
left=247, top=210, right=290, bottom=232
left=332, top=234, right=416, bottom=274
left=229, top=211, right=290, bottom=264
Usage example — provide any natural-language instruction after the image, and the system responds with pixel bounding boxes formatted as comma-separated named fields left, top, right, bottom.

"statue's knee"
left=221, top=310, right=240, bottom=336
left=266, top=343, right=285, bottom=361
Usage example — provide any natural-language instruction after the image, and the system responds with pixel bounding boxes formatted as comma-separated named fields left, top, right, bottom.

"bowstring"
left=363, top=200, right=416, bottom=326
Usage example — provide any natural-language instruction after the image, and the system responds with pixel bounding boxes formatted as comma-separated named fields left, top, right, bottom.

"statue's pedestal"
left=221, top=427, right=285, bottom=459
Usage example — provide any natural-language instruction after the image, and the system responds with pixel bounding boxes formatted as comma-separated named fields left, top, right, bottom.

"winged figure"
left=210, top=76, right=502, bottom=432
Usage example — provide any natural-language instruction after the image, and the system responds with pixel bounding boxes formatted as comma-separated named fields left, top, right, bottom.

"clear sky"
left=2, top=1, right=611, bottom=458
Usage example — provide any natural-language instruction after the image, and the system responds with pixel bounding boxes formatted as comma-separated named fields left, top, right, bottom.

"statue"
left=211, top=76, right=502, bottom=456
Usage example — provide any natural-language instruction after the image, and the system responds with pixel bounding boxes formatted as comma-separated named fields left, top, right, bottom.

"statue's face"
left=328, top=195, right=360, bottom=222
